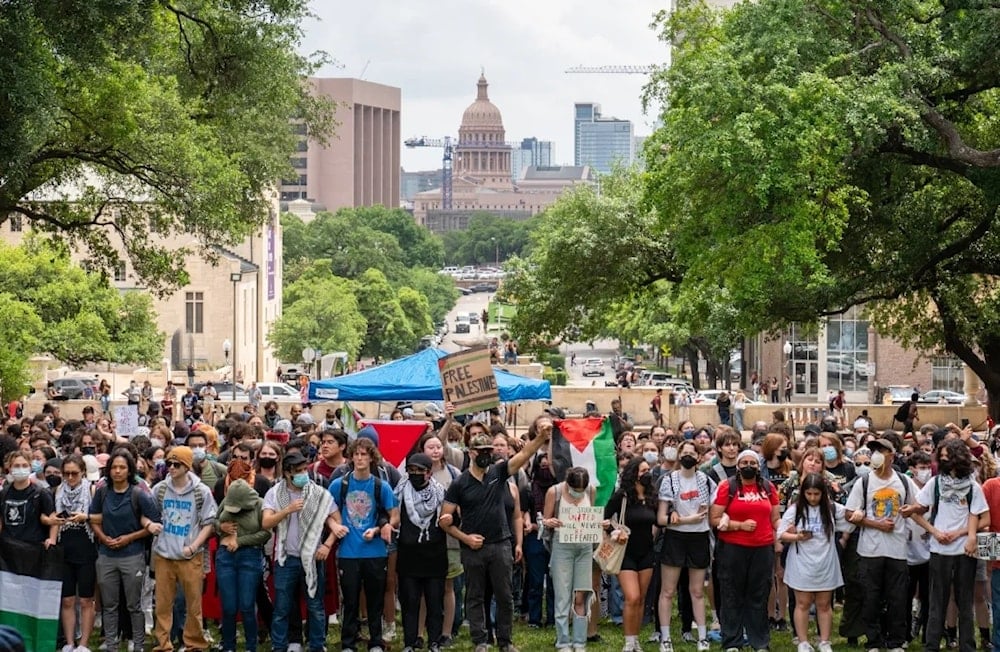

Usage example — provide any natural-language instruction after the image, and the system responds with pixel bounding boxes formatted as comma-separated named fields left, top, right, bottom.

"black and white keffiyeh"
left=395, top=476, right=445, bottom=543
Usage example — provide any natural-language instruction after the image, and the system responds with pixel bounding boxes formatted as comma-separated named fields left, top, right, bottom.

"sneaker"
left=573, top=647, right=587, bottom=652
left=288, top=644, right=302, bottom=652
left=63, top=646, right=75, bottom=652
left=383, top=619, right=397, bottom=642
left=438, top=636, right=454, bottom=648
left=75, top=647, right=92, bottom=652
left=818, top=643, right=833, bottom=652
left=707, top=630, right=723, bottom=643
left=867, top=648, right=880, bottom=652
left=370, top=647, right=385, bottom=652
left=798, top=643, right=815, bottom=652
left=327, top=613, right=338, bottom=625
left=725, top=648, right=741, bottom=652
left=697, top=641, right=710, bottom=652
left=889, top=648, right=906, bottom=652
left=648, top=632, right=661, bottom=643
left=659, top=640, right=674, bottom=652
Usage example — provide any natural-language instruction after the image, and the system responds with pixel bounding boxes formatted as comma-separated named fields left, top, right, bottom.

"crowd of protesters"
left=2, top=388, right=1000, bottom=652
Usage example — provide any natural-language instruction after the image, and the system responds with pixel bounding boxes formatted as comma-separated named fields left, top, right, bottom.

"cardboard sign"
left=977, top=532, right=1000, bottom=560
left=557, top=504, right=604, bottom=544
left=114, top=404, right=139, bottom=437
left=438, top=346, right=499, bottom=415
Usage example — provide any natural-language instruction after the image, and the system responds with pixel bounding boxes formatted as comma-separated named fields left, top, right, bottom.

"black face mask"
left=474, top=451, right=493, bottom=469
left=258, top=457, right=277, bottom=469
left=938, top=458, right=953, bottom=474
left=81, top=446, right=96, bottom=456
left=739, top=466, right=758, bottom=480
left=777, top=450, right=790, bottom=462
left=46, top=475, right=62, bottom=488
left=679, top=456, right=698, bottom=469
left=639, top=473, right=652, bottom=487
left=408, top=472, right=429, bottom=489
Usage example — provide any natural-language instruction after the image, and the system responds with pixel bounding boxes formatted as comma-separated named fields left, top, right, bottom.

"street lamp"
left=783, top=341, right=793, bottom=399
left=229, top=270, right=242, bottom=401
left=490, top=237, right=499, bottom=267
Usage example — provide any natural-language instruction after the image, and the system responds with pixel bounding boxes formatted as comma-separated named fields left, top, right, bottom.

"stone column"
left=964, top=364, right=982, bottom=406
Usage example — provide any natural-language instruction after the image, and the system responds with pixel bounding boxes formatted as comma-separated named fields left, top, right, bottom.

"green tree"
left=0, top=294, right=43, bottom=403
left=406, top=268, right=459, bottom=324
left=354, top=206, right=445, bottom=269
left=440, top=213, right=537, bottom=265
left=354, top=268, right=415, bottom=360
left=0, top=239, right=163, bottom=367
left=397, top=286, right=434, bottom=340
left=1, top=0, right=334, bottom=294
left=642, top=0, right=1000, bottom=414
left=267, top=262, right=366, bottom=362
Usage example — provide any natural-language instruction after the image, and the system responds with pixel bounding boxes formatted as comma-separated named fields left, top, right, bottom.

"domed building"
left=413, top=73, right=593, bottom=233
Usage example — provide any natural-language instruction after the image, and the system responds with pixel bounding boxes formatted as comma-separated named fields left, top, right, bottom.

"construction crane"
left=565, top=65, right=655, bottom=74
left=405, top=136, right=456, bottom=209
left=404, top=136, right=520, bottom=210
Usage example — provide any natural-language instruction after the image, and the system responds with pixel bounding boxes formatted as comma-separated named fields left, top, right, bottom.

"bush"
left=548, top=354, right=566, bottom=371
left=543, top=368, right=568, bottom=386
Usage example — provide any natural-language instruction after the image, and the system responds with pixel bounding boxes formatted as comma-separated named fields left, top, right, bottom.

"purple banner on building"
left=267, top=222, right=276, bottom=300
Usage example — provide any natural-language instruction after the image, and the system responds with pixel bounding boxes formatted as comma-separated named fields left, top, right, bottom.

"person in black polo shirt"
left=440, top=418, right=552, bottom=652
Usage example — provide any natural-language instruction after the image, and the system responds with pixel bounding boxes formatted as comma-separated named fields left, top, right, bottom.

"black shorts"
left=62, top=559, right=97, bottom=598
left=660, top=530, right=711, bottom=569
left=620, top=548, right=656, bottom=572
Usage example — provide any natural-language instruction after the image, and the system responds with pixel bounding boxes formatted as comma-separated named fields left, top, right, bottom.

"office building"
left=281, top=78, right=401, bottom=212
left=511, top=138, right=554, bottom=182
left=574, top=103, right=635, bottom=174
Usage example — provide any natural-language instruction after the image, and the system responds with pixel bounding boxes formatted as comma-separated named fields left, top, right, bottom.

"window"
left=185, top=292, right=204, bottom=334
left=294, top=139, right=308, bottom=152
left=932, top=355, right=964, bottom=392
left=9, top=215, right=23, bottom=232
left=113, top=262, right=127, bottom=282
left=825, top=306, right=869, bottom=392
left=289, top=157, right=307, bottom=169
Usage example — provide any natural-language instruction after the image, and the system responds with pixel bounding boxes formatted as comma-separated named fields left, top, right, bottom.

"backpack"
left=928, top=476, right=974, bottom=525
left=93, top=483, right=154, bottom=562
left=154, top=480, right=206, bottom=518
left=338, top=471, right=389, bottom=528
left=859, top=470, right=913, bottom=512
left=894, top=401, right=911, bottom=424
left=541, top=482, right=595, bottom=553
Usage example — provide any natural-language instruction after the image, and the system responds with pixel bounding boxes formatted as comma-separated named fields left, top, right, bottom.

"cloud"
left=301, top=0, right=671, bottom=169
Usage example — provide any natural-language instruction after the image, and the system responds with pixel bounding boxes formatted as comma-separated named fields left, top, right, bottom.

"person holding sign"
left=542, top=467, right=597, bottom=652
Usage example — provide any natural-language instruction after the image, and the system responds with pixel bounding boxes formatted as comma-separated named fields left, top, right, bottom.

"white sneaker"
left=867, top=648, right=880, bottom=652
left=573, top=647, right=587, bottom=652
left=888, top=648, right=905, bottom=652
left=75, top=647, right=92, bottom=652
left=62, top=646, right=74, bottom=652
left=659, top=640, right=674, bottom=652
left=818, top=643, right=833, bottom=652
left=697, top=641, right=710, bottom=652
left=648, top=631, right=661, bottom=643
left=798, top=643, right=815, bottom=652
left=328, top=612, right=339, bottom=625
left=287, top=644, right=302, bottom=652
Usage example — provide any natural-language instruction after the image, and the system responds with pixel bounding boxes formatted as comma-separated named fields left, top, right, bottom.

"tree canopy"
left=440, top=213, right=538, bottom=266
left=0, top=0, right=333, bottom=294
left=639, top=0, right=1000, bottom=410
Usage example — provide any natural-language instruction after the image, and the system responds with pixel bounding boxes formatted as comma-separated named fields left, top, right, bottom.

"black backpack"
left=894, top=401, right=911, bottom=423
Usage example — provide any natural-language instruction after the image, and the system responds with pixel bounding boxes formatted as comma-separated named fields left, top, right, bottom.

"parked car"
left=469, top=311, right=480, bottom=324
left=191, top=382, right=247, bottom=400
left=50, top=377, right=91, bottom=399
left=885, top=385, right=917, bottom=404
left=454, top=314, right=471, bottom=334
left=470, top=282, right=498, bottom=293
left=582, top=358, right=605, bottom=377
left=919, top=389, right=966, bottom=404
left=254, top=382, right=301, bottom=402
left=695, top=389, right=759, bottom=405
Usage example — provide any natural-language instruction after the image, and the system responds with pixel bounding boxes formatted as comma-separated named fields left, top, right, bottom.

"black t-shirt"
left=444, top=461, right=512, bottom=547
left=0, top=484, right=55, bottom=544
left=604, top=489, right=658, bottom=561
left=396, top=495, right=447, bottom=578
left=825, top=459, right=856, bottom=484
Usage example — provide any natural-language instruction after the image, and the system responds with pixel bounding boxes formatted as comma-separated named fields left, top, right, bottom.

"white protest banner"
left=114, top=404, right=139, bottom=437
left=557, top=504, right=604, bottom=544
left=437, top=346, right=499, bottom=416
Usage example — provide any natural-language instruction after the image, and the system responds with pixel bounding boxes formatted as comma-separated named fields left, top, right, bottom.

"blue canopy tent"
left=308, top=347, right=552, bottom=402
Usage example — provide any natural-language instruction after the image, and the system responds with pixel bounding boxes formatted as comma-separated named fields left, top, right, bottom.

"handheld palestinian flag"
left=552, top=416, right=618, bottom=507
left=0, top=537, right=63, bottom=651
left=360, top=419, right=432, bottom=468
left=341, top=401, right=360, bottom=438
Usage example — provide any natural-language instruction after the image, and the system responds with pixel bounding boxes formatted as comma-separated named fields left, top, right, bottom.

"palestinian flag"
left=360, top=419, right=432, bottom=468
left=552, top=417, right=618, bottom=507
left=0, top=537, right=63, bottom=651
left=341, top=401, right=360, bottom=438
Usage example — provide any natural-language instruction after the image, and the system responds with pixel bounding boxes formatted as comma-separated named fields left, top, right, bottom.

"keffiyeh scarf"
left=56, top=478, right=93, bottom=541
left=274, top=479, right=332, bottom=598
left=395, top=476, right=444, bottom=543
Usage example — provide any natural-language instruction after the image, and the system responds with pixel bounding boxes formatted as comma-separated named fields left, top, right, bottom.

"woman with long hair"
left=709, top=449, right=780, bottom=652
left=56, top=455, right=98, bottom=652
left=604, top=457, right=659, bottom=652
left=656, top=440, right=715, bottom=652
left=779, top=473, right=854, bottom=652
left=761, top=433, right=793, bottom=631
left=543, top=467, right=596, bottom=652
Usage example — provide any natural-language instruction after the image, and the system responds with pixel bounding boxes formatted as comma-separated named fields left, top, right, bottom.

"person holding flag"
left=440, top=413, right=553, bottom=652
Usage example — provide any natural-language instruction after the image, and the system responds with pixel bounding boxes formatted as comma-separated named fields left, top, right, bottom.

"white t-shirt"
left=846, top=470, right=917, bottom=560
left=262, top=484, right=336, bottom=557
left=658, top=470, right=716, bottom=533
left=779, top=503, right=852, bottom=591
left=917, top=474, right=988, bottom=556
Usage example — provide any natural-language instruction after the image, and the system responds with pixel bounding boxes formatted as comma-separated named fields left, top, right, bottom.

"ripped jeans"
left=549, top=541, right=594, bottom=649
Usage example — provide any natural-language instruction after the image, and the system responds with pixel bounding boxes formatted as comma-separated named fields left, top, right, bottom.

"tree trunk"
left=685, top=346, right=701, bottom=390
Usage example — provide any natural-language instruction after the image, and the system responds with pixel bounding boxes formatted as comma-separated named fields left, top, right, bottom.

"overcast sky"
left=300, top=0, right=672, bottom=171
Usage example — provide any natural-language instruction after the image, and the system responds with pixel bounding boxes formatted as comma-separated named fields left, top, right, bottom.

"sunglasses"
left=855, top=462, right=871, bottom=467
left=167, top=461, right=186, bottom=469
left=233, top=456, right=252, bottom=462
left=64, top=471, right=81, bottom=477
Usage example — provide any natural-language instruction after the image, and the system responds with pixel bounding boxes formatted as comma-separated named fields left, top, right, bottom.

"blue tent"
left=308, top=347, right=552, bottom=402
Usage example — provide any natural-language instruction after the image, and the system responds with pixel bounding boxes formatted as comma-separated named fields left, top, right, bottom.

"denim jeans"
left=462, top=542, right=514, bottom=646
left=608, top=574, right=624, bottom=624
left=271, top=556, right=327, bottom=652
left=216, top=546, right=263, bottom=651
left=549, top=541, right=593, bottom=648
left=523, top=535, right=554, bottom=626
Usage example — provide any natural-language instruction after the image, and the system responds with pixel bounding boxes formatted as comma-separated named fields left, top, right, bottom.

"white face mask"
left=643, top=451, right=659, bottom=465
left=870, top=451, right=886, bottom=469
left=915, top=468, right=932, bottom=484
left=855, top=464, right=871, bottom=477
left=663, top=446, right=678, bottom=462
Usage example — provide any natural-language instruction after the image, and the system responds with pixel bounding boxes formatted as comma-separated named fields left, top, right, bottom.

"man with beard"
left=440, top=418, right=552, bottom=652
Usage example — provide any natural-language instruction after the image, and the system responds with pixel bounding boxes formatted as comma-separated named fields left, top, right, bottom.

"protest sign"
left=438, top=346, right=498, bottom=415
left=557, top=504, right=604, bottom=544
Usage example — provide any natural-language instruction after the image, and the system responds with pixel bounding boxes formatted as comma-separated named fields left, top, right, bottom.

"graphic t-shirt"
left=918, top=474, right=987, bottom=556
left=846, top=470, right=916, bottom=560
left=332, top=473, right=398, bottom=559
left=0, top=484, right=54, bottom=543
left=714, top=478, right=779, bottom=547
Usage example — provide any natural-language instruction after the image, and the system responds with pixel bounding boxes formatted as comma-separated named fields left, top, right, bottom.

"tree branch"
left=920, top=108, right=1000, bottom=168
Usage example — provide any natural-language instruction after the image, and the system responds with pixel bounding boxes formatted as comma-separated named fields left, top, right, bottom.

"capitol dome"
left=460, top=74, right=504, bottom=129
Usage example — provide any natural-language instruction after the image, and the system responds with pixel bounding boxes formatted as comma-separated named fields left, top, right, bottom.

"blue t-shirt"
left=331, top=473, right=398, bottom=559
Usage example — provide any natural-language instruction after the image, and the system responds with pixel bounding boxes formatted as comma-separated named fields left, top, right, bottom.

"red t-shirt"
left=983, top=478, right=1000, bottom=569
left=714, top=478, right=779, bottom=547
